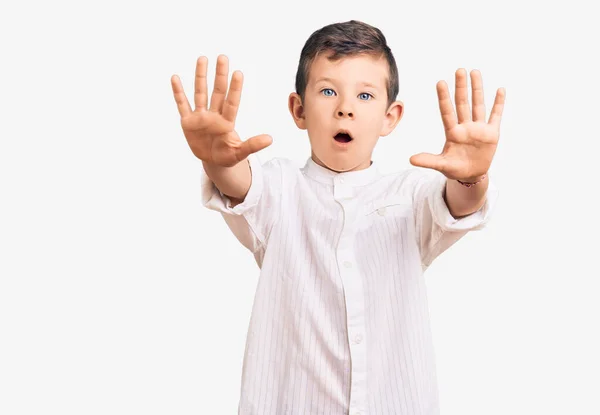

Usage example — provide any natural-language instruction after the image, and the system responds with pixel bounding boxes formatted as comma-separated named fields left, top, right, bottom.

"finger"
left=236, top=134, right=273, bottom=161
left=488, top=88, right=506, bottom=127
left=223, top=70, right=243, bottom=123
left=209, top=54, right=229, bottom=113
left=455, top=68, right=471, bottom=123
left=171, top=75, right=193, bottom=117
left=436, top=81, right=457, bottom=132
left=194, top=56, right=208, bottom=111
left=471, top=69, right=486, bottom=122
left=409, top=152, right=447, bottom=172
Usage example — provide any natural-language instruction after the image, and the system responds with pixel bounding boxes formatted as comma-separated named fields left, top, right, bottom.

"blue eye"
left=320, top=89, right=373, bottom=100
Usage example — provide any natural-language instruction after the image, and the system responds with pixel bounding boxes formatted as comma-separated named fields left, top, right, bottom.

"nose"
left=335, top=99, right=354, bottom=119
left=337, top=109, right=354, bottom=118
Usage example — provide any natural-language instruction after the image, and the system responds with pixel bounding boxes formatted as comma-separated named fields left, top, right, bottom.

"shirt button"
left=344, top=261, right=352, bottom=268
left=354, top=334, right=363, bottom=344
left=377, top=207, right=387, bottom=216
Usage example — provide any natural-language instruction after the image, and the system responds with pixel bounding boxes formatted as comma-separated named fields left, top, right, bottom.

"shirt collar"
left=302, top=156, right=381, bottom=186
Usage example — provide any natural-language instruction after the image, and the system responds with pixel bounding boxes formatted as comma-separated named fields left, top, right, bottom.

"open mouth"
left=334, top=130, right=353, bottom=143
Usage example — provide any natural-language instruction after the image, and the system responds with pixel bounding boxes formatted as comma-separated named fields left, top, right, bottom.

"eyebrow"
left=314, top=77, right=381, bottom=89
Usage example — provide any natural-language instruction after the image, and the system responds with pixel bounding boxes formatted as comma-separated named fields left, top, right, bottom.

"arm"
left=410, top=68, right=505, bottom=220
left=444, top=175, right=488, bottom=219
left=202, top=159, right=251, bottom=205
left=171, top=54, right=271, bottom=208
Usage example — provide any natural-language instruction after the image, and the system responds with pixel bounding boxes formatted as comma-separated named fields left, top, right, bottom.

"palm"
left=207, top=129, right=247, bottom=167
left=410, top=69, right=505, bottom=181
left=180, top=110, right=247, bottom=167
left=171, top=55, right=272, bottom=167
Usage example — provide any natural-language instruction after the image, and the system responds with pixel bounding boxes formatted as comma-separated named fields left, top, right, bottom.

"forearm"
left=202, top=159, right=251, bottom=203
left=444, top=175, right=489, bottom=219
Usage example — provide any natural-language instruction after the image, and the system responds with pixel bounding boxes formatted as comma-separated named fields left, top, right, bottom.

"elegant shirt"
left=200, top=154, right=498, bottom=415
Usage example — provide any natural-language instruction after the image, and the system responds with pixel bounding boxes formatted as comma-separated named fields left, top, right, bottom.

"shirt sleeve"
left=200, top=154, right=282, bottom=256
left=411, top=169, right=499, bottom=270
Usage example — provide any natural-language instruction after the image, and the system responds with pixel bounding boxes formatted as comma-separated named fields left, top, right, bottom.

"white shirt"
left=201, top=154, right=498, bottom=415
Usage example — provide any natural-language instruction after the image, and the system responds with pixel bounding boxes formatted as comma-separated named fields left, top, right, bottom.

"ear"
left=288, top=92, right=306, bottom=130
left=380, top=100, right=404, bottom=136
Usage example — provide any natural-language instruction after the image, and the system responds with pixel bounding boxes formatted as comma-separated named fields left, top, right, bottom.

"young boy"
left=171, top=20, right=505, bottom=415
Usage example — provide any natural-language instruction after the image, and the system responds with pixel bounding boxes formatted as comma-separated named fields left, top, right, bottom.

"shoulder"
left=379, top=166, right=440, bottom=191
left=249, top=156, right=305, bottom=194
left=253, top=156, right=295, bottom=171
left=258, top=156, right=306, bottom=178
left=371, top=166, right=445, bottom=207
left=270, top=156, right=300, bottom=170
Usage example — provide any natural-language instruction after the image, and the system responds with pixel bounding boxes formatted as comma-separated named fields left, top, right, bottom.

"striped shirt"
left=200, top=154, right=498, bottom=415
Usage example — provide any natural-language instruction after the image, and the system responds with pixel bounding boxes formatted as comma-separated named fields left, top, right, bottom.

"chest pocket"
left=358, top=195, right=415, bottom=237
left=356, top=195, right=417, bottom=278
left=362, top=195, right=413, bottom=217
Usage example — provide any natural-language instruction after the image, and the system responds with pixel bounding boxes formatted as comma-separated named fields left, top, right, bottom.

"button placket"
left=336, top=198, right=367, bottom=413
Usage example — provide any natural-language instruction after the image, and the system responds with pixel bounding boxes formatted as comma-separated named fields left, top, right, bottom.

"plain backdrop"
left=1, top=0, right=599, bottom=414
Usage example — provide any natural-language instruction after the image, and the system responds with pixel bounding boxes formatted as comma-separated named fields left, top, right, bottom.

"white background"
left=1, top=0, right=599, bottom=414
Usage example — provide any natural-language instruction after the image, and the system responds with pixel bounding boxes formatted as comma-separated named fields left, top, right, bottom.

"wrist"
left=456, top=173, right=487, bottom=188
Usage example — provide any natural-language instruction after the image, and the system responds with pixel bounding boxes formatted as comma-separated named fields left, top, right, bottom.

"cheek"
left=361, top=113, right=385, bottom=132
left=305, top=107, right=330, bottom=129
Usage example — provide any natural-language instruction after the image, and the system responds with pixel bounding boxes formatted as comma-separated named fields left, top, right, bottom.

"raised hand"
left=171, top=55, right=272, bottom=167
left=410, top=69, right=505, bottom=182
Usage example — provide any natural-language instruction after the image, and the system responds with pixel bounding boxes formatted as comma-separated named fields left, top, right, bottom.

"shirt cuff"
left=428, top=172, right=499, bottom=232
left=200, top=154, right=264, bottom=216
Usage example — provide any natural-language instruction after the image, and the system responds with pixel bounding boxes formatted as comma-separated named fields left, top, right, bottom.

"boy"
left=171, top=20, right=505, bottom=415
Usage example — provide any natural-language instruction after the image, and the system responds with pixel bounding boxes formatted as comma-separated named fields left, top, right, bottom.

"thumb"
left=409, top=152, right=445, bottom=171
left=236, top=134, right=273, bottom=161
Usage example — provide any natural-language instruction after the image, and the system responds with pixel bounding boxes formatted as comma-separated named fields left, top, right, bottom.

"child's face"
left=289, top=53, right=403, bottom=173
